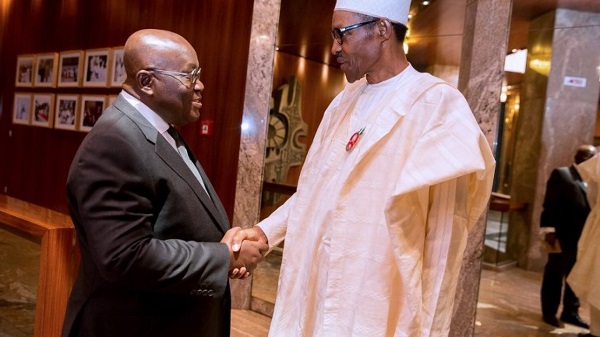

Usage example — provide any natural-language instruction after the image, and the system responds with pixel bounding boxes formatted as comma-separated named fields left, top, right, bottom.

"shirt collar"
left=120, top=90, right=170, bottom=134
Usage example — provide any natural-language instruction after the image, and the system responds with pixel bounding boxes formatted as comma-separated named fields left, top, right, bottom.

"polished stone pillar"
left=508, top=9, right=600, bottom=271
left=450, top=0, right=513, bottom=336
left=230, top=0, right=281, bottom=309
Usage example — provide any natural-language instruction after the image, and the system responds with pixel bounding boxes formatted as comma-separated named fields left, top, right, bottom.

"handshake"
left=221, top=226, right=269, bottom=279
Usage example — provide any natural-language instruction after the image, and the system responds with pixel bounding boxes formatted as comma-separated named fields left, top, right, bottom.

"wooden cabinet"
left=0, top=194, right=76, bottom=337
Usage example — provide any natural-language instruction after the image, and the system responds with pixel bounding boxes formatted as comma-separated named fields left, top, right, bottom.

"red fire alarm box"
left=200, top=120, right=213, bottom=136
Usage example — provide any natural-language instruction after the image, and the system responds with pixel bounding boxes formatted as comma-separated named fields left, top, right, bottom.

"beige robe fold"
left=258, top=65, right=495, bottom=337
left=568, top=154, right=600, bottom=310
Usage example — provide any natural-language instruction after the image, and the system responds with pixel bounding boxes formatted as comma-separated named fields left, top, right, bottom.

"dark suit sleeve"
left=540, top=168, right=564, bottom=228
left=67, top=124, right=230, bottom=298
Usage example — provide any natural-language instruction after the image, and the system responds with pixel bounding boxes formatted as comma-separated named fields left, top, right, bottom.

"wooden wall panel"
left=0, top=0, right=253, bottom=219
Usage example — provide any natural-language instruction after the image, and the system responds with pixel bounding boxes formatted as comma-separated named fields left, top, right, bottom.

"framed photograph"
left=54, top=95, right=80, bottom=131
left=79, top=95, right=106, bottom=132
left=15, top=54, right=35, bottom=87
left=12, top=93, right=32, bottom=125
left=58, top=50, right=84, bottom=87
left=34, top=52, right=59, bottom=87
left=31, top=93, right=55, bottom=128
left=110, top=47, right=126, bottom=87
left=83, top=48, right=111, bottom=87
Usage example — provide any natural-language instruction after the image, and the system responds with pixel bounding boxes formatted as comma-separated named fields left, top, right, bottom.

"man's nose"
left=194, top=80, right=204, bottom=92
left=331, top=40, right=342, bottom=55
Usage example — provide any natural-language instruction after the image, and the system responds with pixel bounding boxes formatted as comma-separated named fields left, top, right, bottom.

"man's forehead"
left=331, top=10, right=359, bottom=26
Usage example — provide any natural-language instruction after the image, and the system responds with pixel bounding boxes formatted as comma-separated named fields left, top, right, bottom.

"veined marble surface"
left=230, top=0, right=281, bottom=309
left=509, top=9, right=600, bottom=272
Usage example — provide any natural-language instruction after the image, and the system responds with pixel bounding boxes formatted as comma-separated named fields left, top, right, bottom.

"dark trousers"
left=541, top=251, right=580, bottom=318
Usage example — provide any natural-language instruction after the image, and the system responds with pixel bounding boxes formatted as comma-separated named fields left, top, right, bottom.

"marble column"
left=450, top=0, right=513, bottom=336
left=229, top=0, right=281, bottom=309
left=508, top=9, right=600, bottom=271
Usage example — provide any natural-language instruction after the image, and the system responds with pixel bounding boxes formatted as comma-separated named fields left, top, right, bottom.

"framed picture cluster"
left=16, top=47, right=125, bottom=88
left=13, top=47, right=124, bottom=132
left=12, top=93, right=117, bottom=132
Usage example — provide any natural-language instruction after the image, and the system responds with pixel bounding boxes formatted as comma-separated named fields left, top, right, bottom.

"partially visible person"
left=232, top=0, right=495, bottom=335
left=568, top=149, right=600, bottom=337
left=62, top=29, right=267, bottom=337
left=540, top=145, right=597, bottom=328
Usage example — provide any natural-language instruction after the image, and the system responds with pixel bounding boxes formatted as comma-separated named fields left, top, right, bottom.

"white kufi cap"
left=334, top=0, right=410, bottom=25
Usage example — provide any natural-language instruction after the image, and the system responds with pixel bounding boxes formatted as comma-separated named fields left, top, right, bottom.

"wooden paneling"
left=0, top=0, right=254, bottom=219
left=276, top=0, right=337, bottom=66
left=272, top=0, right=600, bottom=82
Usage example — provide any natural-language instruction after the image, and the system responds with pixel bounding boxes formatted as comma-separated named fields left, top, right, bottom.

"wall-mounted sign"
left=564, top=76, right=587, bottom=88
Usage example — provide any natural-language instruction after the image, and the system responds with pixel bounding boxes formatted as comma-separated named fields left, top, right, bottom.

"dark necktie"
left=167, top=126, right=209, bottom=195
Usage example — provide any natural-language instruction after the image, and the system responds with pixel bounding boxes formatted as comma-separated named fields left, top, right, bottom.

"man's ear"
left=137, top=71, right=153, bottom=93
left=379, top=19, right=392, bottom=40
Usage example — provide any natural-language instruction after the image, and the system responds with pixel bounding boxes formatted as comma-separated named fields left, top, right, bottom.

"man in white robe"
left=568, top=152, right=600, bottom=337
left=233, top=1, right=495, bottom=335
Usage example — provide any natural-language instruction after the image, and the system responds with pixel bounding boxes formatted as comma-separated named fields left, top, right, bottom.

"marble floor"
left=0, top=227, right=592, bottom=337
left=235, top=265, right=591, bottom=337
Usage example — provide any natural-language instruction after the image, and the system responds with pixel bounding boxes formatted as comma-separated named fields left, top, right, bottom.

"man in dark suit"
left=62, top=29, right=267, bottom=337
left=540, top=144, right=597, bottom=328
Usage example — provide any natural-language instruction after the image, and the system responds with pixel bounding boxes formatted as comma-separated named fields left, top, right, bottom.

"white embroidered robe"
left=258, top=65, right=495, bottom=337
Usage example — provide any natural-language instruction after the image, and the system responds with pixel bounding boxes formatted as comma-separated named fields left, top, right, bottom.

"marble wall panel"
left=508, top=10, right=554, bottom=270
left=509, top=9, right=600, bottom=271
left=451, top=0, right=513, bottom=336
left=230, top=0, right=281, bottom=309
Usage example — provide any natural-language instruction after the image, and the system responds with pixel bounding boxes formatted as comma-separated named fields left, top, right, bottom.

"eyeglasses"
left=147, top=67, right=201, bottom=87
left=331, top=19, right=379, bottom=45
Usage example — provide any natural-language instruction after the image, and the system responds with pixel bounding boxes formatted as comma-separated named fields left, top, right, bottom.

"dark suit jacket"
left=540, top=165, right=590, bottom=253
left=62, top=95, right=232, bottom=337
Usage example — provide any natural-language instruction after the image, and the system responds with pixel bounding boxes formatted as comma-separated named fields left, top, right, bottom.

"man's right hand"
left=221, top=227, right=268, bottom=278
left=231, top=226, right=268, bottom=252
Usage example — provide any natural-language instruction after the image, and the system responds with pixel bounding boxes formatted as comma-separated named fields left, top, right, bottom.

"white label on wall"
left=564, top=76, right=587, bottom=88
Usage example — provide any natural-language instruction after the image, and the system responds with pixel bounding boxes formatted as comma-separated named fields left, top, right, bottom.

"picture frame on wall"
left=110, top=47, right=126, bottom=87
left=15, top=54, right=35, bottom=87
left=31, top=93, right=55, bottom=128
left=79, top=95, right=106, bottom=132
left=54, top=94, right=80, bottom=131
left=83, top=48, right=111, bottom=87
left=58, top=50, right=84, bottom=87
left=34, top=52, right=59, bottom=87
left=13, top=93, right=32, bottom=125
